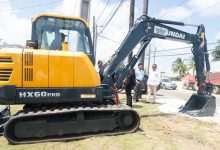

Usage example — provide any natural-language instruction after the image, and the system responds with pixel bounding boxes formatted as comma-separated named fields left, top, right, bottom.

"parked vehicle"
left=161, top=78, right=177, bottom=90
left=181, top=74, right=196, bottom=90
left=209, top=72, right=220, bottom=94
left=181, top=72, right=220, bottom=94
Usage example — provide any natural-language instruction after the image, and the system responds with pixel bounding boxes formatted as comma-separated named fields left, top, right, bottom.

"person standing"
left=133, top=63, right=144, bottom=102
left=96, top=60, right=104, bottom=81
left=146, top=64, right=161, bottom=103
left=96, top=60, right=103, bottom=73
left=123, top=68, right=136, bottom=107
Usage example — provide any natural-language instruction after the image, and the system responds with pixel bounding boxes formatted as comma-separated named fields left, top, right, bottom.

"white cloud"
left=158, top=0, right=220, bottom=22
left=0, top=0, right=81, bottom=45
left=187, top=0, right=220, bottom=17
left=94, top=0, right=139, bottom=62
left=215, top=31, right=220, bottom=40
left=159, top=6, right=192, bottom=20
left=153, top=0, right=220, bottom=74
left=150, top=39, right=192, bottom=74
left=52, top=0, right=81, bottom=17
left=0, top=3, right=30, bottom=45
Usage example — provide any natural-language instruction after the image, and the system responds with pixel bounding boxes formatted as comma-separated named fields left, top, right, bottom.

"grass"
left=0, top=94, right=220, bottom=150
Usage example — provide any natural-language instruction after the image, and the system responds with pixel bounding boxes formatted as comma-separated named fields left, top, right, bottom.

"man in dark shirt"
left=50, top=33, right=65, bottom=50
left=123, top=68, right=136, bottom=107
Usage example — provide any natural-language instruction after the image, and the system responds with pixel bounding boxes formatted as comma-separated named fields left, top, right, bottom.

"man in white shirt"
left=147, top=64, right=161, bottom=103
left=133, top=63, right=145, bottom=102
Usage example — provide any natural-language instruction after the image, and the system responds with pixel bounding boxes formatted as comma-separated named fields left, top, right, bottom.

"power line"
left=98, top=34, right=121, bottom=44
left=91, top=0, right=102, bottom=17
left=154, top=49, right=216, bottom=57
left=96, top=0, right=111, bottom=23
left=97, top=1, right=122, bottom=29
left=101, top=44, right=119, bottom=53
left=159, top=0, right=188, bottom=19
left=0, top=0, right=63, bottom=12
left=99, top=0, right=125, bottom=35
left=182, top=0, right=220, bottom=21
left=97, top=35, right=218, bottom=52
left=155, top=42, right=218, bottom=52
left=97, top=33, right=123, bottom=44
left=155, top=52, right=192, bottom=57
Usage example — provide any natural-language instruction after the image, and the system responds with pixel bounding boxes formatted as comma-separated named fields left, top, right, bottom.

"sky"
left=0, top=0, right=219, bottom=75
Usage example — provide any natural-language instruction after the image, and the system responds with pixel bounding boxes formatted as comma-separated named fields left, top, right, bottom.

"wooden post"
left=139, top=0, right=149, bottom=67
left=128, top=0, right=135, bottom=62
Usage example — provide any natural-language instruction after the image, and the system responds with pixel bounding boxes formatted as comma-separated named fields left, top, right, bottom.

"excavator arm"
left=101, top=15, right=215, bottom=116
left=101, top=16, right=194, bottom=76
left=101, top=16, right=206, bottom=92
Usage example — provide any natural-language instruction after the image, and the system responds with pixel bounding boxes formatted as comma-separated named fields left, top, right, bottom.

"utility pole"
left=80, top=0, right=91, bottom=23
left=147, top=44, right=151, bottom=75
left=128, top=0, right=135, bottom=62
left=139, top=0, right=148, bottom=67
left=93, top=16, right=98, bottom=61
left=153, top=46, right=156, bottom=64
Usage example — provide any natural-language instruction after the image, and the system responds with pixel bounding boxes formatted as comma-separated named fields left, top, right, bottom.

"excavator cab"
left=27, top=14, right=95, bottom=63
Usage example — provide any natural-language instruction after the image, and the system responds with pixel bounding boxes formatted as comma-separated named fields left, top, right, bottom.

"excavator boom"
left=101, top=15, right=216, bottom=116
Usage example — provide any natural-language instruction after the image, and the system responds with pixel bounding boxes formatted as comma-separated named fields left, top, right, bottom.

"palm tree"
left=212, top=40, right=220, bottom=61
left=187, top=56, right=195, bottom=76
left=172, top=58, right=187, bottom=77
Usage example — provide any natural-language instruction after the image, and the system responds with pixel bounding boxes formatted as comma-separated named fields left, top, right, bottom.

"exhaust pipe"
left=180, top=94, right=216, bottom=117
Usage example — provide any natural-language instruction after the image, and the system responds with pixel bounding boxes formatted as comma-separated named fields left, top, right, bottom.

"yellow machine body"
left=0, top=13, right=141, bottom=145
left=0, top=48, right=100, bottom=88
left=0, top=14, right=100, bottom=88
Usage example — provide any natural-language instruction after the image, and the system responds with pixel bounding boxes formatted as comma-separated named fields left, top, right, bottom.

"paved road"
left=157, top=88, right=220, bottom=106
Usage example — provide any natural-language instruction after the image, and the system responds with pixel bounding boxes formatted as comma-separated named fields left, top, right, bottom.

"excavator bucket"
left=180, top=94, right=216, bottom=117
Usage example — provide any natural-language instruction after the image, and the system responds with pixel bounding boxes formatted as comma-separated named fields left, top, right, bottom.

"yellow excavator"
left=0, top=14, right=140, bottom=144
left=0, top=14, right=216, bottom=144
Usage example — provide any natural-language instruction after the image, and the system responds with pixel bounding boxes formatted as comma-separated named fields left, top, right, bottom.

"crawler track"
left=4, top=104, right=140, bottom=144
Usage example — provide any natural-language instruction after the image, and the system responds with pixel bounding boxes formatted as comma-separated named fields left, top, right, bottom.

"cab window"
left=32, top=16, right=92, bottom=54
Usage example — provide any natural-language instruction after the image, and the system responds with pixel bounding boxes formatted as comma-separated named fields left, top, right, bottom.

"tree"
left=172, top=58, right=187, bottom=77
left=212, top=40, right=220, bottom=61
left=187, top=56, right=195, bottom=76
